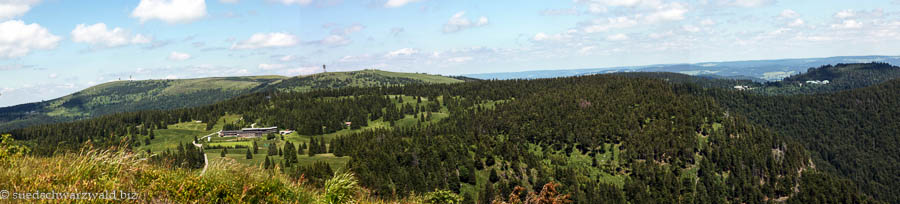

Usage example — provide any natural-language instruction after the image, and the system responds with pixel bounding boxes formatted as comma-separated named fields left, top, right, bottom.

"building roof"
left=240, top=127, right=278, bottom=131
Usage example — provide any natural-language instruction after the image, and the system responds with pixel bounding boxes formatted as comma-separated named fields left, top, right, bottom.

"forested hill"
left=755, top=62, right=900, bottom=95
left=617, top=63, right=900, bottom=96
left=271, top=69, right=464, bottom=92
left=615, top=70, right=900, bottom=202
left=704, top=78, right=900, bottom=203
left=0, top=70, right=464, bottom=131
left=6, top=74, right=877, bottom=203
left=0, top=76, right=284, bottom=131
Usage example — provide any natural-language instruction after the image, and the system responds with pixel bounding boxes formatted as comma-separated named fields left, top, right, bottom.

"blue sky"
left=0, top=0, right=899, bottom=107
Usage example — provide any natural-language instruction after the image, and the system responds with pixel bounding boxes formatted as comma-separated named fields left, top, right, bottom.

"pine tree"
left=308, top=138, right=316, bottom=157
left=490, top=169, right=500, bottom=183
left=149, top=128, right=155, bottom=139
left=268, top=143, right=278, bottom=156
left=246, top=147, right=253, bottom=159
left=252, top=141, right=258, bottom=154
left=220, top=147, right=226, bottom=157
left=264, top=156, right=271, bottom=169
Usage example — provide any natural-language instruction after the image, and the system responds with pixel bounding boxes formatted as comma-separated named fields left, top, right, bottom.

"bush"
left=321, top=172, right=359, bottom=204
left=424, top=189, right=463, bottom=204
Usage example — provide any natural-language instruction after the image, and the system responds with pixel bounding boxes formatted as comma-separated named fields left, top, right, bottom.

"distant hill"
left=610, top=63, right=900, bottom=96
left=271, top=70, right=464, bottom=92
left=465, top=55, right=900, bottom=81
left=0, top=70, right=464, bottom=131
left=755, top=62, right=900, bottom=95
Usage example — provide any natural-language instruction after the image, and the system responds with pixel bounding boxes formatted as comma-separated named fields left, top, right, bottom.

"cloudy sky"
left=0, top=0, right=899, bottom=107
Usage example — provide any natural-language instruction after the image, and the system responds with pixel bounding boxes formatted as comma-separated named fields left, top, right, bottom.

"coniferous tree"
left=220, top=148, right=226, bottom=157
left=308, top=138, right=316, bottom=157
left=246, top=147, right=253, bottom=159
left=268, top=143, right=278, bottom=156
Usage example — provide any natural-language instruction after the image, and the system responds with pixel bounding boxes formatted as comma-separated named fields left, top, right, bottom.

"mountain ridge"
left=0, top=70, right=464, bottom=131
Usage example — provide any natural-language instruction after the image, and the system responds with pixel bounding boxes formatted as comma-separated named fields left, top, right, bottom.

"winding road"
left=192, top=133, right=216, bottom=176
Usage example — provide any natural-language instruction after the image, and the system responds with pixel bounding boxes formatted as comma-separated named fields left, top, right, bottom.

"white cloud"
left=258, top=63, right=286, bottom=70
left=835, top=9, right=855, bottom=19
left=700, top=19, right=715, bottom=26
left=648, top=30, right=674, bottom=39
left=331, top=24, right=364, bottom=35
left=579, top=0, right=662, bottom=8
left=724, top=0, right=775, bottom=7
left=682, top=25, right=700, bottom=32
left=220, top=0, right=238, bottom=3
left=319, top=35, right=350, bottom=46
left=165, top=75, right=179, bottom=79
left=131, top=0, right=207, bottom=24
left=532, top=30, right=577, bottom=42
left=279, top=55, right=295, bottom=62
left=831, top=20, right=862, bottom=29
left=168, top=51, right=191, bottom=61
left=644, top=2, right=687, bottom=23
left=577, top=1, right=686, bottom=33
left=541, top=7, right=578, bottom=16
left=0, top=20, right=60, bottom=58
left=0, top=0, right=39, bottom=20
left=588, top=3, right=607, bottom=14
left=446, top=56, right=472, bottom=63
left=283, top=66, right=318, bottom=76
left=71, top=23, right=152, bottom=47
left=231, top=32, right=299, bottom=49
left=278, top=0, right=312, bottom=5
left=578, top=46, right=596, bottom=54
left=384, top=0, right=422, bottom=8
left=787, top=18, right=805, bottom=27
left=385, top=48, right=418, bottom=58
left=606, top=33, right=629, bottom=41
left=780, top=9, right=799, bottom=18
left=583, top=16, right=638, bottom=33
left=48, top=73, right=57, bottom=79
left=443, top=11, right=489, bottom=33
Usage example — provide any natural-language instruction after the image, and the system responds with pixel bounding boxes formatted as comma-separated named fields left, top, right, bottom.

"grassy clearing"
left=143, top=94, right=452, bottom=170
left=140, top=129, right=208, bottom=153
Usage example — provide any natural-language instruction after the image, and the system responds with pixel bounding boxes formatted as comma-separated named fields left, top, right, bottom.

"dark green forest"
left=702, top=80, right=900, bottom=203
left=6, top=68, right=889, bottom=203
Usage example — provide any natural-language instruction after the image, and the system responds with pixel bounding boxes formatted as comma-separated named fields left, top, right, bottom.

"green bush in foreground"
left=322, top=172, right=359, bottom=204
left=0, top=144, right=315, bottom=203
left=423, top=190, right=462, bottom=204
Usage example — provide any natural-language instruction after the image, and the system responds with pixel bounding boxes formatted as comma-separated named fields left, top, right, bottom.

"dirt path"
left=193, top=133, right=216, bottom=176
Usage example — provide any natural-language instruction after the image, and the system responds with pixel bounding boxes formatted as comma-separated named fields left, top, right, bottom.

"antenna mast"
left=323, top=64, right=327, bottom=73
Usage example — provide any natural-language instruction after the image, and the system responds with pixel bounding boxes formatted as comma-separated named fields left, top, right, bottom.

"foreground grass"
left=0, top=146, right=426, bottom=203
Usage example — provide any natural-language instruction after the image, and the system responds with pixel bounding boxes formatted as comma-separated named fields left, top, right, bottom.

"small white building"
left=279, top=130, right=294, bottom=135
left=734, top=85, right=750, bottom=90
left=805, top=80, right=830, bottom=85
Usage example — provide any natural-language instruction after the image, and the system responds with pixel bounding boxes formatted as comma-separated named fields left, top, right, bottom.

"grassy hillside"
left=0, top=76, right=283, bottom=132
left=0, top=70, right=465, bottom=132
